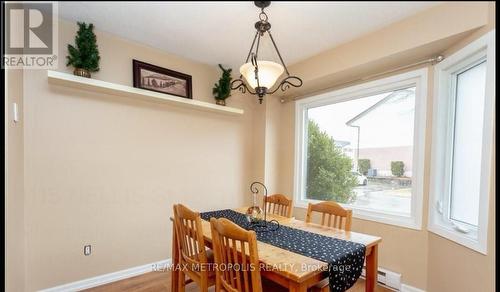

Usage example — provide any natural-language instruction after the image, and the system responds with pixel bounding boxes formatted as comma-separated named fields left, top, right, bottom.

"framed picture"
left=133, top=59, right=192, bottom=99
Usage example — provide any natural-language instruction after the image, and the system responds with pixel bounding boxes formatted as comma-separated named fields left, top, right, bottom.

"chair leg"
left=200, top=274, right=209, bottom=292
left=215, top=277, right=221, bottom=292
left=310, top=277, right=329, bottom=292
left=178, top=271, right=186, bottom=292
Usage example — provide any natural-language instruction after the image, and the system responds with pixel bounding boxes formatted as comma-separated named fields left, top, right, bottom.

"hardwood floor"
left=84, top=271, right=392, bottom=292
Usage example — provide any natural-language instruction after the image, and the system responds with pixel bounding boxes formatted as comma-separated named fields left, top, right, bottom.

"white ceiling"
left=58, top=1, right=440, bottom=69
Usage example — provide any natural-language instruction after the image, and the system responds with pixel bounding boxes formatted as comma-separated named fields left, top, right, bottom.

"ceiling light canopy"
left=231, top=1, right=303, bottom=104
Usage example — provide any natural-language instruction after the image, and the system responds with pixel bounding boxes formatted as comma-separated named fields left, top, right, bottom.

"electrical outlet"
left=84, top=245, right=91, bottom=256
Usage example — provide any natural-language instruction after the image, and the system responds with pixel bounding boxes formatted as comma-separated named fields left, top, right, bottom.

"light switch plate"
left=13, top=103, right=19, bottom=123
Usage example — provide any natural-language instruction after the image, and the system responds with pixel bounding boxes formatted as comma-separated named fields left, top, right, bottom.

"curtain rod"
left=282, top=55, right=444, bottom=103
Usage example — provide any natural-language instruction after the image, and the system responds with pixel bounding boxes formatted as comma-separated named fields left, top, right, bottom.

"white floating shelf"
left=47, top=70, right=244, bottom=115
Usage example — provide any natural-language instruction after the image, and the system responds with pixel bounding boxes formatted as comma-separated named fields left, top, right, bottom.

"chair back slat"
left=173, top=204, right=208, bottom=267
left=305, top=201, right=352, bottom=231
left=263, top=194, right=293, bottom=218
left=210, top=217, right=262, bottom=292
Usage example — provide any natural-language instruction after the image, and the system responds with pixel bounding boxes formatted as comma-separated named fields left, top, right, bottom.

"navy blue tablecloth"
left=201, top=209, right=365, bottom=292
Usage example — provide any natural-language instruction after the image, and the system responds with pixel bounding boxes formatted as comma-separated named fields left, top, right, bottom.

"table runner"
left=201, top=209, right=365, bottom=292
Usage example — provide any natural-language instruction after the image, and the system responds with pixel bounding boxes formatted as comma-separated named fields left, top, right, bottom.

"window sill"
left=428, top=221, right=487, bottom=255
left=294, top=199, right=422, bottom=230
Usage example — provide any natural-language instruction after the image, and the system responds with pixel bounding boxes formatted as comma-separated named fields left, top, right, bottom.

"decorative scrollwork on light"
left=231, top=79, right=253, bottom=94
left=231, top=78, right=259, bottom=95
left=230, top=79, right=245, bottom=91
left=269, top=75, right=303, bottom=94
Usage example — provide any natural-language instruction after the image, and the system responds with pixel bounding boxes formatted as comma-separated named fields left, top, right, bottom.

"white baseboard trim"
left=401, top=284, right=426, bottom=292
left=39, top=259, right=172, bottom=292
left=39, top=258, right=425, bottom=292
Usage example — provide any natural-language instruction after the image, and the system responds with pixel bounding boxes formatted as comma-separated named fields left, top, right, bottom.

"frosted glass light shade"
left=240, top=61, right=284, bottom=89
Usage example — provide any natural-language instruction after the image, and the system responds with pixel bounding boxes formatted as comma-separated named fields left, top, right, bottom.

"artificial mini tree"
left=66, top=22, right=100, bottom=78
left=212, top=64, right=232, bottom=106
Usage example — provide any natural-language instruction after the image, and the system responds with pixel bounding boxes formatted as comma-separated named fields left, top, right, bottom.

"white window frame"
left=294, top=68, right=428, bottom=230
left=428, top=30, right=495, bottom=254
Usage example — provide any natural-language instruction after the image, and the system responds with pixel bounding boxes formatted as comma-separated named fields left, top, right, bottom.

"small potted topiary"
left=212, top=64, right=232, bottom=106
left=66, top=22, right=100, bottom=78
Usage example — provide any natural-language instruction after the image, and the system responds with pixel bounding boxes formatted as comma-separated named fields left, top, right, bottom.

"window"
left=428, top=31, right=495, bottom=254
left=294, top=69, right=427, bottom=229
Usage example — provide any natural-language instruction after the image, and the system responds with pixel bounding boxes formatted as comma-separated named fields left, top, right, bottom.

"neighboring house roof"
left=345, top=89, right=414, bottom=126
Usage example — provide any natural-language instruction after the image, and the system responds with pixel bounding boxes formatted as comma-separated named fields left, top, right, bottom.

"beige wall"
left=6, top=69, right=26, bottom=292
left=20, top=19, right=262, bottom=291
left=263, top=2, right=495, bottom=291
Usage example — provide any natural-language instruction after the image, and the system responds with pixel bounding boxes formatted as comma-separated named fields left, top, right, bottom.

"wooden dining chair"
left=173, top=204, right=216, bottom=292
left=306, top=201, right=353, bottom=292
left=210, top=217, right=263, bottom=292
left=305, top=201, right=352, bottom=231
left=263, top=193, right=293, bottom=218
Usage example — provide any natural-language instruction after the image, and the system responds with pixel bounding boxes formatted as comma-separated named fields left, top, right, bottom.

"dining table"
left=170, top=207, right=382, bottom=292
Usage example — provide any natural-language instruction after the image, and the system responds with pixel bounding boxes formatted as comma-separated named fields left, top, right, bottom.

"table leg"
left=365, top=244, right=378, bottom=292
left=171, top=220, right=179, bottom=292
left=288, top=281, right=308, bottom=292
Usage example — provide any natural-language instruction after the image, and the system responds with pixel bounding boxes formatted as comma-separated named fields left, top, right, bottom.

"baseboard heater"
left=360, top=266, right=401, bottom=291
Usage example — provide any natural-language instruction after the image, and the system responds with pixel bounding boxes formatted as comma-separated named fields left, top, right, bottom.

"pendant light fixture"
left=231, top=1, right=303, bottom=104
